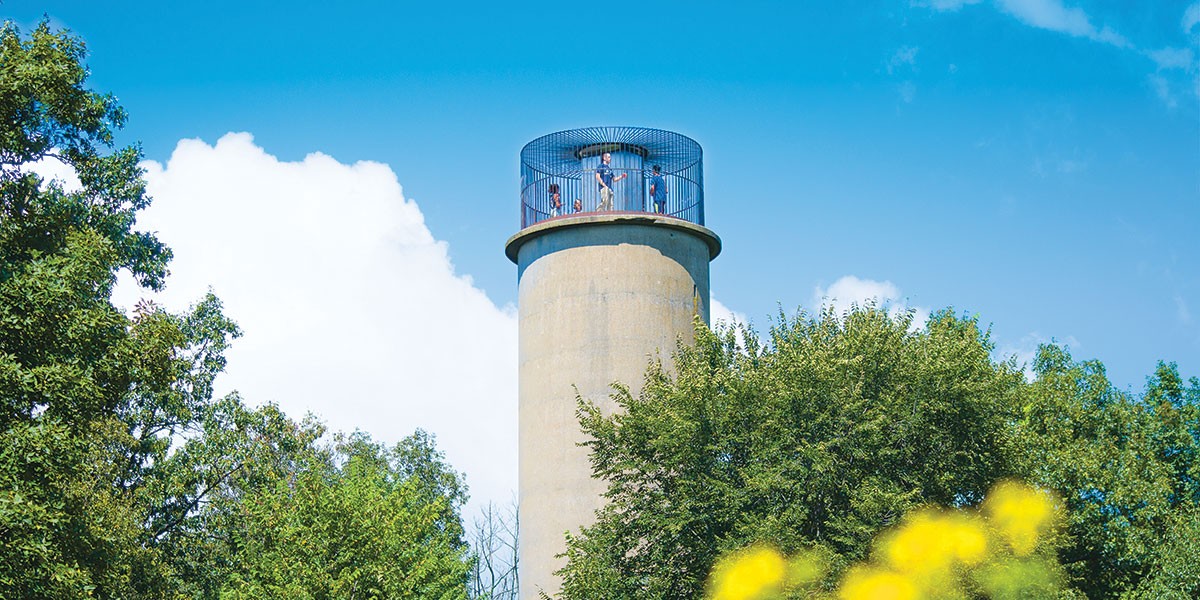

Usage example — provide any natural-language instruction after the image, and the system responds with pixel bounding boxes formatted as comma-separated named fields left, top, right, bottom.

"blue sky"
left=9, top=1, right=1199, bottom=508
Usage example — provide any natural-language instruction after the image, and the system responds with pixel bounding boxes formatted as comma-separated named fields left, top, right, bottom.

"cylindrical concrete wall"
left=506, top=213, right=720, bottom=599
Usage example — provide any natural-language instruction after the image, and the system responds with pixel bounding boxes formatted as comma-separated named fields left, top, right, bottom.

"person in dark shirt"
left=548, top=182, right=562, bottom=217
left=649, top=165, right=667, bottom=214
left=594, top=152, right=626, bottom=211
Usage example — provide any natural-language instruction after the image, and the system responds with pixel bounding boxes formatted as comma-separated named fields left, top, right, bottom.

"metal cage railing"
left=519, top=127, right=703, bottom=229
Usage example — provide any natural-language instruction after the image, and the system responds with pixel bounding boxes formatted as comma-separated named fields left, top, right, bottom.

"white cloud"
left=24, top=155, right=82, bottom=190
left=888, top=46, right=920, bottom=75
left=814, top=276, right=899, bottom=316
left=1144, top=45, right=1198, bottom=109
left=811, top=275, right=931, bottom=329
left=710, top=297, right=758, bottom=353
left=922, top=1, right=1194, bottom=107
left=918, top=0, right=1124, bottom=47
left=995, top=0, right=1129, bottom=47
left=705, top=295, right=744, bottom=328
left=710, top=297, right=748, bottom=330
left=920, top=0, right=1131, bottom=48
left=112, top=133, right=518, bottom=516
left=1147, top=47, right=1196, bottom=71
left=883, top=46, right=921, bottom=104
left=1056, top=158, right=1087, bottom=174
left=1177, top=295, right=1194, bottom=325
left=913, top=0, right=982, bottom=10
left=1148, top=74, right=1179, bottom=108
left=997, top=332, right=1081, bottom=381
left=1184, top=2, right=1200, bottom=34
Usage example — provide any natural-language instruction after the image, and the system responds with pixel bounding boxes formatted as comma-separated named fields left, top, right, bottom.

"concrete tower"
left=505, top=127, right=721, bottom=598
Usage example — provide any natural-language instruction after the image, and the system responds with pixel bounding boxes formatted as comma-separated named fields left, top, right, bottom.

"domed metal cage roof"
left=519, top=126, right=704, bottom=229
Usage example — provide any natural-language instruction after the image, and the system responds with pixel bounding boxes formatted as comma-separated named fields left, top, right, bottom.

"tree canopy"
left=0, top=20, right=473, bottom=599
left=1018, top=348, right=1200, bottom=598
left=558, top=309, right=1200, bottom=599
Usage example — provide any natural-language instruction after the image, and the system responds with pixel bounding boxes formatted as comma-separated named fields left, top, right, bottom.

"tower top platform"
left=519, top=126, right=705, bottom=229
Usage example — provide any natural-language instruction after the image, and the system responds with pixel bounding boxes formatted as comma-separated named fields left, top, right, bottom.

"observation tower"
left=505, top=127, right=721, bottom=598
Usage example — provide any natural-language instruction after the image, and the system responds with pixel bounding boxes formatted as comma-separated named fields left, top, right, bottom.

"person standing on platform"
left=548, top=182, right=562, bottom=217
left=648, top=165, right=668, bottom=214
left=595, top=152, right=626, bottom=211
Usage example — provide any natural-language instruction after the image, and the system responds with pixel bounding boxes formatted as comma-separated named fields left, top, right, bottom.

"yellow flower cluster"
left=707, top=546, right=788, bottom=600
left=706, top=481, right=1060, bottom=600
left=983, top=480, right=1055, bottom=556
left=707, top=545, right=827, bottom=600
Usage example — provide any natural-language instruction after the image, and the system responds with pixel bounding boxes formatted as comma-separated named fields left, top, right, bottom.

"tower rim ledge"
left=504, top=213, right=722, bottom=264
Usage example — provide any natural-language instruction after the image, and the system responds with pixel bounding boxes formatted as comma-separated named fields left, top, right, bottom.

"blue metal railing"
left=519, top=127, right=704, bottom=229
left=521, top=168, right=702, bottom=227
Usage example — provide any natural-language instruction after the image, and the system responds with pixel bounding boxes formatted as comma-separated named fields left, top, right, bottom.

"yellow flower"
left=984, top=481, right=1055, bottom=556
left=708, top=545, right=787, bottom=600
left=947, top=516, right=988, bottom=566
left=884, top=511, right=987, bottom=575
left=839, top=566, right=918, bottom=600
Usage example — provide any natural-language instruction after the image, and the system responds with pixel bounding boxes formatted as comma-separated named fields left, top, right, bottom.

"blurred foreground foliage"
left=707, top=481, right=1064, bottom=600
left=559, top=309, right=1199, bottom=599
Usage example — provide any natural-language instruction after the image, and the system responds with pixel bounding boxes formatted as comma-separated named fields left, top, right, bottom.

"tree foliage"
left=0, top=19, right=195, bottom=597
left=1018, top=350, right=1200, bottom=598
left=560, top=308, right=1026, bottom=598
left=0, top=20, right=474, bottom=599
left=219, top=429, right=471, bottom=600
left=558, top=309, right=1200, bottom=599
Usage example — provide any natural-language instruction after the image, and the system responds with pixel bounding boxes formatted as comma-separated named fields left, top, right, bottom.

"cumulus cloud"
left=811, top=275, right=931, bottom=329
left=24, top=155, right=81, bottom=190
left=111, top=133, right=518, bottom=516
left=997, top=332, right=1081, bottom=381
left=710, top=297, right=748, bottom=330
left=815, top=276, right=900, bottom=314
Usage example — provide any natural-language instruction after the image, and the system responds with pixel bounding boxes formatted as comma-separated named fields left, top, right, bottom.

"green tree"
left=143, top=396, right=324, bottom=598
left=1122, top=506, right=1200, bottom=599
left=0, top=291, right=240, bottom=598
left=219, top=429, right=472, bottom=600
left=557, top=307, right=1200, bottom=599
left=0, top=20, right=477, bottom=599
left=1017, top=350, right=1200, bottom=598
left=558, top=308, right=1027, bottom=598
left=0, top=19, right=207, bottom=598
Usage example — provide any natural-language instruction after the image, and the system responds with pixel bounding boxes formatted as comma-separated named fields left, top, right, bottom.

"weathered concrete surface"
left=506, top=214, right=720, bottom=599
